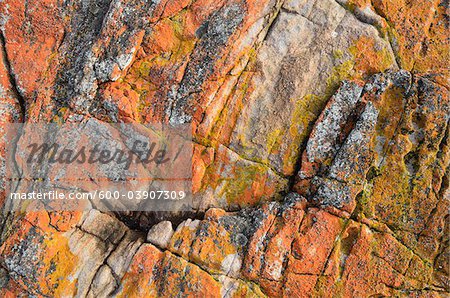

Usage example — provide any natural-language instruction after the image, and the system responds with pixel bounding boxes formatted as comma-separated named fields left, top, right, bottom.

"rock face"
left=0, top=0, right=448, bottom=297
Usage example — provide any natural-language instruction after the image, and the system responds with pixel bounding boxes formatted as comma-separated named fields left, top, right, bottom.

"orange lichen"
left=349, top=36, right=394, bottom=77
left=117, top=244, right=163, bottom=297
left=369, top=0, right=447, bottom=75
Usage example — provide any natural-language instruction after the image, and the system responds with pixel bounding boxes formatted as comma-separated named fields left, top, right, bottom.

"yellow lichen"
left=41, top=234, right=78, bottom=297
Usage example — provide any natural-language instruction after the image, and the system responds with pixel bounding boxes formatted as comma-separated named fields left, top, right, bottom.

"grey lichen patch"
left=168, top=1, right=246, bottom=125
left=312, top=177, right=355, bottom=210
left=55, top=0, right=155, bottom=114
left=0, top=267, right=9, bottom=289
left=309, top=102, right=379, bottom=211
left=4, top=226, right=43, bottom=285
left=329, top=101, right=379, bottom=183
left=306, top=80, right=363, bottom=163
left=54, top=0, right=113, bottom=108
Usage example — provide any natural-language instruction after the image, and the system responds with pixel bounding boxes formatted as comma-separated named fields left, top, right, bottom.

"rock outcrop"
left=0, top=0, right=448, bottom=297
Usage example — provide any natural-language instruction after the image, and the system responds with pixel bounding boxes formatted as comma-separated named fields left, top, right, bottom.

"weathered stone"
left=146, top=220, right=174, bottom=249
left=0, top=0, right=448, bottom=296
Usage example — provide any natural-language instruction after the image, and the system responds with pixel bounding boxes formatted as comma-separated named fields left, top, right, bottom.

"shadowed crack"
left=113, top=210, right=205, bottom=232
left=0, top=33, right=26, bottom=117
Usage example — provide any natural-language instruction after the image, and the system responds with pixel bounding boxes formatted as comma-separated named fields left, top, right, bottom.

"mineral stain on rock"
left=0, top=0, right=448, bottom=297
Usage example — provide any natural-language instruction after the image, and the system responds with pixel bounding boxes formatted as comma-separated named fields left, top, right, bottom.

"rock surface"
left=146, top=220, right=174, bottom=249
left=0, top=0, right=448, bottom=297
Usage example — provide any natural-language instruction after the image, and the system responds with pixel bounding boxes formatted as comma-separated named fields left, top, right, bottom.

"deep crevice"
left=113, top=210, right=205, bottom=232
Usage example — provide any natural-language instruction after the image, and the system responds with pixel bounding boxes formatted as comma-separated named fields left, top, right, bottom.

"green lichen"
left=326, top=60, right=355, bottom=96
left=222, top=163, right=263, bottom=206
left=267, top=129, right=282, bottom=155
left=333, top=49, right=344, bottom=60
left=283, top=94, right=328, bottom=173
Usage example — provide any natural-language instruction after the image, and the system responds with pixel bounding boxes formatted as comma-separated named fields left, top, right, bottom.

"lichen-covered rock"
left=0, top=0, right=448, bottom=297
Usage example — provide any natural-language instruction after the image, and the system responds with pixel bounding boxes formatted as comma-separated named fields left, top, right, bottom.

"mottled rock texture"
left=0, top=0, right=448, bottom=297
